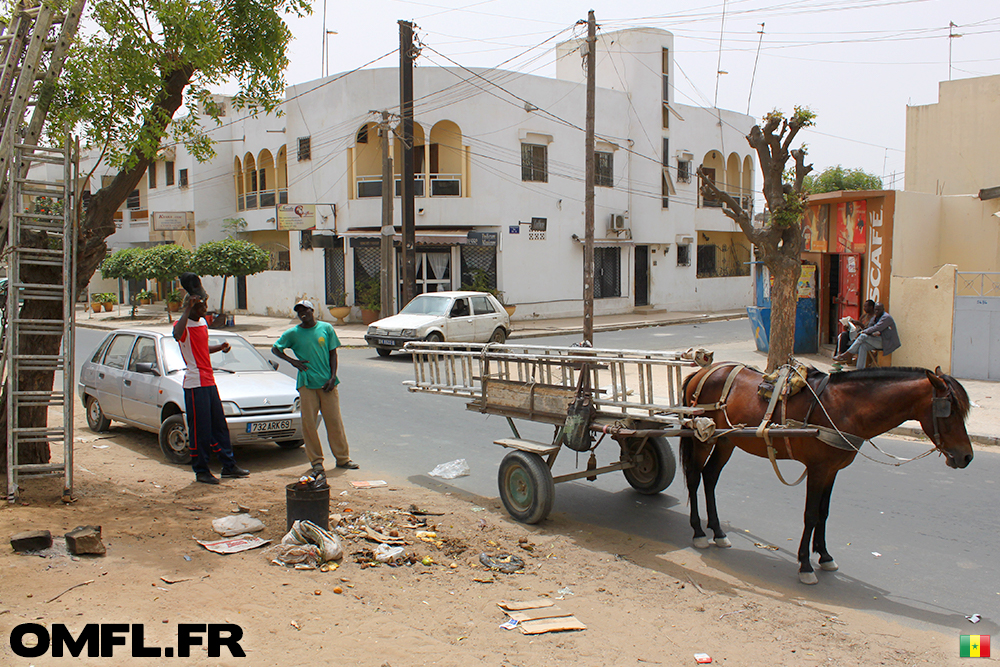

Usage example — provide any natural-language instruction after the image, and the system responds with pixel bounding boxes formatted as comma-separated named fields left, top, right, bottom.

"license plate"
left=246, top=419, right=291, bottom=434
left=377, top=338, right=397, bottom=346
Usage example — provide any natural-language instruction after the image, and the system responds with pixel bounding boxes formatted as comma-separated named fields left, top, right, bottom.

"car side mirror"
left=135, top=362, right=160, bottom=376
left=269, top=360, right=279, bottom=371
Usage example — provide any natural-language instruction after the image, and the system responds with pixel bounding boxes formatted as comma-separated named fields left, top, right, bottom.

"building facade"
left=86, top=28, right=757, bottom=320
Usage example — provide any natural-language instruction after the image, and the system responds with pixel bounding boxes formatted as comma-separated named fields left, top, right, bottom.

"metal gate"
left=952, top=272, right=1000, bottom=380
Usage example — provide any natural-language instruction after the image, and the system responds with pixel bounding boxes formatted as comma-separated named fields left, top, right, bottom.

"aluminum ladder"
left=5, top=137, right=77, bottom=502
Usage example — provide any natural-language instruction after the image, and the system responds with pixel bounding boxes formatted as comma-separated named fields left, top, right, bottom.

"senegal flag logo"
left=960, top=635, right=990, bottom=658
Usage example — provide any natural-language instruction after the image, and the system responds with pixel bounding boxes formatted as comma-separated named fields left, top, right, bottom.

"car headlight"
left=401, top=328, right=417, bottom=338
left=367, top=326, right=376, bottom=335
left=293, top=398, right=300, bottom=413
left=221, top=401, right=241, bottom=416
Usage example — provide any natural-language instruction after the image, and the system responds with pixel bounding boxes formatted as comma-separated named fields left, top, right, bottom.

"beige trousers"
left=298, top=386, right=350, bottom=468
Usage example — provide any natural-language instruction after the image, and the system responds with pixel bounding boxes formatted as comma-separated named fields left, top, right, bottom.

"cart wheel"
left=498, top=450, right=554, bottom=524
left=622, top=436, right=676, bottom=494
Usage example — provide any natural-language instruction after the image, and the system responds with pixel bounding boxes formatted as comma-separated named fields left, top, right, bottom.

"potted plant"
left=166, top=289, right=183, bottom=312
left=135, top=289, right=154, bottom=305
left=89, top=293, right=103, bottom=313
left=99, top=292, right=118, bottom=312
left=327, top=291, right=350, bottom=324
left=355, top=278, right=381, bottom=325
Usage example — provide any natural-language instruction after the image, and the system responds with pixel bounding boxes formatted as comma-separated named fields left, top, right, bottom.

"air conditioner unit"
left=609, top=213, right=627, bottom=231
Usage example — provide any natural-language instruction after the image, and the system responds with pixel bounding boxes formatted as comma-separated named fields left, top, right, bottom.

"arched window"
left=429, top=120, right=463, bottom=196
left=234, top=157, right=245, bottom=210
left=243, top=153, right=257, bottom=209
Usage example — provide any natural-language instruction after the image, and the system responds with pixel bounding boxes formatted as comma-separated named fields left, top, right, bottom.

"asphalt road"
left=74, top=323, right=1000, bottom=636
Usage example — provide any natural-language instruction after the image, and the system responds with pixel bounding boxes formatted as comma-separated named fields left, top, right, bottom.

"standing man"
left=272, top=300, right=358, bottom=478
left=173, top=291, right=250, bottom=484
left=834, top=302, right=901, bottom=369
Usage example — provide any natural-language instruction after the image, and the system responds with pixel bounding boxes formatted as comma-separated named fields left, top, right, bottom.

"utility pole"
left=583, top=11, right=596, bottom=344
left=379, top=110, right=395, bottom=316
left=399, top=20, right=416, bottom=307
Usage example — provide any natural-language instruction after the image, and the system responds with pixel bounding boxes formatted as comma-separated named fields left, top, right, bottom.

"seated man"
left=834, top=302, right=901, bottom=369
left=836, top=299, right=875, bottom=358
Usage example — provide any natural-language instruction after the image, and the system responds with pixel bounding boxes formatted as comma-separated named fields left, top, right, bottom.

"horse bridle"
left=930, top=386, right=953, bottom=448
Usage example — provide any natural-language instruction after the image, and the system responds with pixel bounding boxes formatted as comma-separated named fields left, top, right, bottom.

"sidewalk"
left=75, top=302, right=999, bottom=447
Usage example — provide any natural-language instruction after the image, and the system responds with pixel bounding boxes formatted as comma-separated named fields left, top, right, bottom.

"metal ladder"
left=5, top=137, right=77, bottom=502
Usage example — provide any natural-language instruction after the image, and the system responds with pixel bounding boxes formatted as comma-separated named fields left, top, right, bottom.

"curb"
left=888, top=425, right=999, bottom=449
left=507, top=312, right=747, bottom=340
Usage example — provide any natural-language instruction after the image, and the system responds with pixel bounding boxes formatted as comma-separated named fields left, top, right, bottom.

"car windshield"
left=161, top=335, right=273, bottom=373
left=399, top=295, right=452, bottom=317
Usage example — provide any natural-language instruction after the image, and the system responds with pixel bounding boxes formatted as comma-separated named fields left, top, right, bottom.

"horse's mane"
left=825, top=366, right=970, bottom=421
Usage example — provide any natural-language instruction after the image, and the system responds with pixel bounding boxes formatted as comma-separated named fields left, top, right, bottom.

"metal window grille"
left=677, top=160, right=691, bottom=183
left=179, top=169, right=188, bottom=188
left=594, top=247, right=621, bottom=298
left=126, top=189, right=140, bottom=209
left=596, top=151, right=613, bottom=187
left=324, top=243, right=346, bottom=304
left=354, top=245, right=380, bottom=286
left=521, top=144, right=547, bottom=182
left=297, top=136, right=311, bottom=161
left=677, top=244, right=691, bottom=267
left=460, top=246, right=497, bottom=289
left=697, top=244, right=716, bottom=278
left=166, top=161, right=174, bottom=186
left=148, top=161, right=156, bottom=188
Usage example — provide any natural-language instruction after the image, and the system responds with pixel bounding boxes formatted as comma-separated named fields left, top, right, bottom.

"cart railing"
left=404, top=342, right=706, bottom=425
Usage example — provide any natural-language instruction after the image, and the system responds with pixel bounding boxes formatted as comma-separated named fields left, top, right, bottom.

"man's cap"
left=294, top=299, right=315, bottom=312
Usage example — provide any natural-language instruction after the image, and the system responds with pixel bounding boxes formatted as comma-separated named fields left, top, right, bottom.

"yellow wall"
left=889, top=264, right=956, bottom=372
left=696, top=230, right=751, bottom=277
left=938, top=196, right=1000, bottom=273
left=891, top=191, right=941, bottom=277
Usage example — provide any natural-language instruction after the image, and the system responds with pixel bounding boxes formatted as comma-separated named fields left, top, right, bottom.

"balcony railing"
left=430, top=173, right=461, bottom=197
left=357, top=174, right=462, bottom=199
left=236, top=188, right=287, bottom=210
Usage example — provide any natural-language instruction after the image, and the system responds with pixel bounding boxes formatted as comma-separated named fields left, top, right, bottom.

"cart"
left=404, top=342, right=816, bottom=524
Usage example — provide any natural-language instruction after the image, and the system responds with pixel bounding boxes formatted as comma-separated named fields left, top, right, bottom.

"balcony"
left=237, top=188, right=287, bottom=210
left=356, top=174, right=462, bottom=199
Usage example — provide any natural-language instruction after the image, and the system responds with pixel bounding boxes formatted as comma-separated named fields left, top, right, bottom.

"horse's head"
left=922, top=367, right=974, bottom=469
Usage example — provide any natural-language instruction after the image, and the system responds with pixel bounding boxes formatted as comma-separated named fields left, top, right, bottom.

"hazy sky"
left=279, top=0, right=1000, bottom=193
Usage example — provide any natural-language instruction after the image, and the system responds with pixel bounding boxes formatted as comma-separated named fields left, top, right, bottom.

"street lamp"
left=320, top=0, right=338, bottom=78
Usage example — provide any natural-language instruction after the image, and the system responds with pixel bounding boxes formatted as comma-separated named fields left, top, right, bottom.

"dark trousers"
left=184, top=385, right=237, bottom=474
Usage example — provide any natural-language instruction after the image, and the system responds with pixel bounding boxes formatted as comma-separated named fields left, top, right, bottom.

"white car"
left=365, top=290, right=510, bottom=357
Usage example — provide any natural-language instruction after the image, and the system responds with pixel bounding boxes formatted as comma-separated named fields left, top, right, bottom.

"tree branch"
left=698, top=167, right=761, bottom=244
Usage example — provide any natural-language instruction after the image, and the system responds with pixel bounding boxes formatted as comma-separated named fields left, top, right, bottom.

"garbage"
left=479, top=553, right=525, bottom=573
left=283, top=520, right=344, bottom=562
left=421, top=556, right=434, bottom=566
left=351, top=480, right=387, bottom=489
left=694, top=653, right=713, bottom=664
left=967, top=614, right=981, bottom=623
left=497, top=599, right=586, bottom=635
left=557, top=586, right=574, bottom=596
left=428, top=459, right=470, bottom=479
left=196, top=536, right=270, bottom=554
left=499, top=618, right=519, bottom=630
left=374, top=544, right=406, bottom=564
left=871, top=551, right=882, bottom=558
left=212, top=514, right=265, bottom=537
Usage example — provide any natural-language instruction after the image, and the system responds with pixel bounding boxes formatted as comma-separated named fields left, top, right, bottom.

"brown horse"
left=679, top=363, right=974, bottom=584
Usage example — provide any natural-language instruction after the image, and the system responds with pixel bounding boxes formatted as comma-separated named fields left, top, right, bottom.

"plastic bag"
left=282, top=520, right=344, bottom=562
left=428, top=458, right=470, bottom=479
left=212, top=514, right=265, bottom=537
left=374, top=544, right=406, bottom=564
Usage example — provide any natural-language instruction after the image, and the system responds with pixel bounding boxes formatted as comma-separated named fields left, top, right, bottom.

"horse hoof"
left=714, top=536, right=732, bottom=548
left=693, top=537, right=711, bottom=549
left=819, top=559, right=839, bottom=571
left=798, top=571, right=819, bottom=585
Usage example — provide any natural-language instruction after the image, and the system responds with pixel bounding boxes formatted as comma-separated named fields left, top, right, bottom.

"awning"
left=342, top=228, right=476, bottom=247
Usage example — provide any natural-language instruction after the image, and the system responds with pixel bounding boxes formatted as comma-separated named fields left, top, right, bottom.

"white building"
left=86, top=28, right=757, bottom=320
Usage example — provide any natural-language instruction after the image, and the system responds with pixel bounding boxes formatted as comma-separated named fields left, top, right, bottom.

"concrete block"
left=10, top=529, right=53, bottom=552
left=64, top=525, right=106, bottom=556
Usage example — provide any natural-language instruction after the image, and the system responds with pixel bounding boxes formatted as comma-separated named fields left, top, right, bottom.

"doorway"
left=634, top=245, right=649, bottom=306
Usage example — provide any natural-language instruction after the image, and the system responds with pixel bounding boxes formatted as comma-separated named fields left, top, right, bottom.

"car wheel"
left=159, top=414, right=190, bottom=465
left=276, top=439, right=305, bottom=450
left=376, top=348, right=392, bottom=357
left=85, top=395, right=111, bottom=432
left=489, top=328, right=507, bottom=344
left=426, top=332, right=444, bottom=343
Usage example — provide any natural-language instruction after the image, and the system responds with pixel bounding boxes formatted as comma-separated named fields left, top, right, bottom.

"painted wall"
left=891, top=191, right=941, bottom=277
left=905, top=74, right=1000, bottom=196
left=889, top=264, right=956, bottom=372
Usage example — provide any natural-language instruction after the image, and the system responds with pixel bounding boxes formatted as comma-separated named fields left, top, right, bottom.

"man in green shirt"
left=272, top=300, right=358, bottom=476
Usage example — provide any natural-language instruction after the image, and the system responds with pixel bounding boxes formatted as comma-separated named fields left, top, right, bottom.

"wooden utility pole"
left=379, top=110, right=395, bottom=316
left=399, top=20, right=416, bottom=306
left=583, top=11, right=596, bottom=344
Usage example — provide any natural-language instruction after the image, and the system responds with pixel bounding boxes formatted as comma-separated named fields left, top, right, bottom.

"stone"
left=10, top=530, right=52, bottom=552
left=64, top=526, right=106, bottom=556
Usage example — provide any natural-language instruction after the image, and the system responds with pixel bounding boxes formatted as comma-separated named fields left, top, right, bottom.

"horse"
left=679, top=363, right=974, bottom=584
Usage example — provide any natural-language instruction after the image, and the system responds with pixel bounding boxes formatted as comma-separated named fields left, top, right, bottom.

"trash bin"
left=285, top=483, right=330, bottom=532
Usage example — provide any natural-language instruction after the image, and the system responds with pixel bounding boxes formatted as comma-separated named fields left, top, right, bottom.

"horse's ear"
left=934, top=365, right=944, bottom=375
left=926, top=370, right=947, bottom=390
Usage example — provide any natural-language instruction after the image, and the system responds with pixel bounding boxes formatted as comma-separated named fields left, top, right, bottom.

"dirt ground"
left=0, top=409, right=964, bottom=666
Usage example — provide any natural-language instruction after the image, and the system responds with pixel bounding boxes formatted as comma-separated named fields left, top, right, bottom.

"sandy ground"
left=0, top=409, right=966, bottom=666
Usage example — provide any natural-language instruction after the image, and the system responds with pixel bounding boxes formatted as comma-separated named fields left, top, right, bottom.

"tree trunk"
left=0, top=65, right=195, bottom=473
left=766, top=256, right=800, bottom=372
left=219, top=276, right=228, bottom=315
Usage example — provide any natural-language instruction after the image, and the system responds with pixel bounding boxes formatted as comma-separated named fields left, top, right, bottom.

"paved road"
left=74, top=324, right=1000, bottom=635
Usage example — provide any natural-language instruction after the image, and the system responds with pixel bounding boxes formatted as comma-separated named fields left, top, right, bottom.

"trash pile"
left=265, top=520, right=344, bottom=571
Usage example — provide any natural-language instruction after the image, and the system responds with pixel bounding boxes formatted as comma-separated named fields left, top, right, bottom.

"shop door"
left=836, top=253, right=862, bottom=324
left=634, top=245, right=649, bottom=307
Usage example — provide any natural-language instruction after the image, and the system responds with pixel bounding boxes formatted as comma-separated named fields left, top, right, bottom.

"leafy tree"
left=700, top=107, right=815, bottom=371
left=800, top=165, right=882, bottom=194
left=1, top=0, right=308, bottom=470
left=134, top=244, right=192, bottom=321
left=190, top=239, right=269, bottom=317
left=99, top=247, right=146, bottom=317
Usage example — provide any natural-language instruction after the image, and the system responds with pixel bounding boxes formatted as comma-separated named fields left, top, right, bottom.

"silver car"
left=79, top=329, right=304, bottom=464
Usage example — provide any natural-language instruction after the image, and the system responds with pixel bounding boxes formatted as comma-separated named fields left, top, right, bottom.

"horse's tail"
left=679, top=369, right=702, bottom=494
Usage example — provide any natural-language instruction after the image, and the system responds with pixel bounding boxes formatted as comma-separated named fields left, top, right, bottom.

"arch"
left=257, top=149, right=275, bottom=206
left=726, top=152, right=741, bottom=195
left=742, top=155, right=753, bottom=200
left=429, top=120, right=463, bottom=175
left=243, top=153, right=257, bottom=208
left=355, top=122, right=381, bottom=179
left=700, top=150, right=724, bottom=185
left=276, top=145, right=288, bottom=191
left=233, top=156, right=244, bottom=210
left=394, top=122, right=426, bottom=176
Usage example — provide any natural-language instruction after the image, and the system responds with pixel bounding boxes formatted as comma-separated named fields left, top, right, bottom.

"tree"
left=699, top=107, right=815, bottom=371
left=1, top=0, right=308, bottom=470
left=134, top=244, right=191, bottom=321
left=799, top=165, right=882, bottom=194
left=190, top=239, right=269, bottom=317
left=98, top=247, right=146, bottom=317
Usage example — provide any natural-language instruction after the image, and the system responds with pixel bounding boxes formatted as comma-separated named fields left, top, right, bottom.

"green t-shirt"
left=274, top=321, right=341, bottom=390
